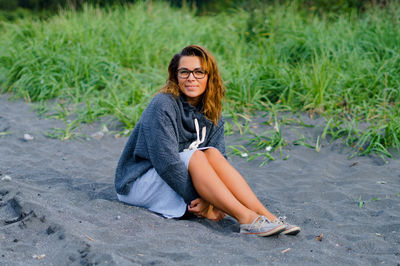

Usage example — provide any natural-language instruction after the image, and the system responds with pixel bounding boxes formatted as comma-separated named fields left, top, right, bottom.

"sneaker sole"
left=282, top=226, right=301, bottom=235
left=242, top=224, right=286, bottom=237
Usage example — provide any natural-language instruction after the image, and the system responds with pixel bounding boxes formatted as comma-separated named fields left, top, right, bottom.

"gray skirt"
left=117, top=148, right=204, bottom=218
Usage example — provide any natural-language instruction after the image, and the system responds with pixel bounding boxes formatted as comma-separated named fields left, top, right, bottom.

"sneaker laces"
left=274, top=216, right=288, bottom=225
left=250, top=216, right=270, bottom=230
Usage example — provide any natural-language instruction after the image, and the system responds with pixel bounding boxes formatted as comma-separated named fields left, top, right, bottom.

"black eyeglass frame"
left=177, top=68, right=207, bottom=79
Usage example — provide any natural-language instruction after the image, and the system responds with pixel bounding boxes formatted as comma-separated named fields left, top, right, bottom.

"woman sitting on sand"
left=115, top=45, right=300, bottom=236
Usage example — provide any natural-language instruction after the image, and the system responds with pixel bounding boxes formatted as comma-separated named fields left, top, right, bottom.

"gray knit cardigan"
left=114, top=93, right=226, bottom=203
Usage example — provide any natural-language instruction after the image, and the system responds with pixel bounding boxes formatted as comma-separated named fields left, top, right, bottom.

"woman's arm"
left=140, top=96, right=199, bottom=203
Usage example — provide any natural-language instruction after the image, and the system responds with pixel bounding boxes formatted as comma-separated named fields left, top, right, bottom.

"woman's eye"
left=180, top=70, right=189, bottom=75
left=195, top=70, right=204, bottom=75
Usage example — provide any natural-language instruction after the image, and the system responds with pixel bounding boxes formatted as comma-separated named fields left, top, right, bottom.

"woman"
left=115, top=45, right=300, bottom=236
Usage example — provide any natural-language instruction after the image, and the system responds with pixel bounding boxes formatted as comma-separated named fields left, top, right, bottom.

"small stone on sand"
left=24, top=133, right=34, bottom=140
left=32, top=254, right=46, bottom=260
left=1, top=175, right=12, bottom=181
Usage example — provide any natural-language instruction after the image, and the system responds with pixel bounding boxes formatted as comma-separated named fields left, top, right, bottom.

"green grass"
left=0, top=1, right=399, bottom=158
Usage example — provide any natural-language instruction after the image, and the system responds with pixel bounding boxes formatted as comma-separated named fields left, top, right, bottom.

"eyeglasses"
left=177, top=68, right=207, bottom=79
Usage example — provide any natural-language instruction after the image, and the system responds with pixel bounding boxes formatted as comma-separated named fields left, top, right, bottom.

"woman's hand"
left=188, top=198, right=226, bottom=222
left=188, top=198, right=209, bottom=218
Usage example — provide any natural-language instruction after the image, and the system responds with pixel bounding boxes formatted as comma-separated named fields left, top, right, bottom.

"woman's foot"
left=240, top=216, right=285, bottom=237
left=272, top=216, right=301, bottom=235
left=203, top=205, right=226, bottom=221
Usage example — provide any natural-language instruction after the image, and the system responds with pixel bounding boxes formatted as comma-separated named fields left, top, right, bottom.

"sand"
left=0, top=93, right=399, bottom=265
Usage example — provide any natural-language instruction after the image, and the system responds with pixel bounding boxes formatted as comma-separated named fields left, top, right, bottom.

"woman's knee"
left=188, top=150, right=208, bottom=169
left=189, top=148, right=224, bottom=171
left=203, top=147, right=224, bottom=159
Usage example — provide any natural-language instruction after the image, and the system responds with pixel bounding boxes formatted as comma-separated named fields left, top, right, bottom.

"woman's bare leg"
left=188, top=150, right=258, bottom=224
left=202, top=148, right=277, bottom=221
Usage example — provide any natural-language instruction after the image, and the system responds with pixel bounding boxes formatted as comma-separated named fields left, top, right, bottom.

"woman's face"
left=177, top=56, right=208, bottom=106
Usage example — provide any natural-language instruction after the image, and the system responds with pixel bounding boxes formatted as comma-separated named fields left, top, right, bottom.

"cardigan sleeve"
left=140, top=97, right=199, bottom=203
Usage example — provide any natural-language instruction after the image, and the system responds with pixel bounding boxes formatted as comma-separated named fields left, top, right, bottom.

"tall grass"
left=0, top=1, right=399, bottom=156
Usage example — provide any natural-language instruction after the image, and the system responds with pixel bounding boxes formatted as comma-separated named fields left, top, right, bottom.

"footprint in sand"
left=0, top=190, right=34, bottom=226
left=0, top=116, right=11, bottom=132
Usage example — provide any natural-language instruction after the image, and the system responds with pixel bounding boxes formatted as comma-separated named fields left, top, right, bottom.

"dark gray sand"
left=0, top=93, right=399, bottom=265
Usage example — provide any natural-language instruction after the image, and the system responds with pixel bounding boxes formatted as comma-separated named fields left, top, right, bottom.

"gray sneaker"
left=272, top=216, right=301, bottom=235
left=240, top=216, right=285, bottom=237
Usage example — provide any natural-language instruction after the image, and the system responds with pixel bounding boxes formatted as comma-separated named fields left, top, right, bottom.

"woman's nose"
left=187, top=72, right=196, bottom=80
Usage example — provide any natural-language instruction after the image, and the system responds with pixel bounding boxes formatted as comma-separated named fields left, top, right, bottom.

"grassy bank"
left=0, top=1, right=399, bottom=158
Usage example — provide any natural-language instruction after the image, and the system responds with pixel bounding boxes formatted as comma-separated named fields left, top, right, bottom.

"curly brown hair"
left=159, top=45, right=225, bottom=125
